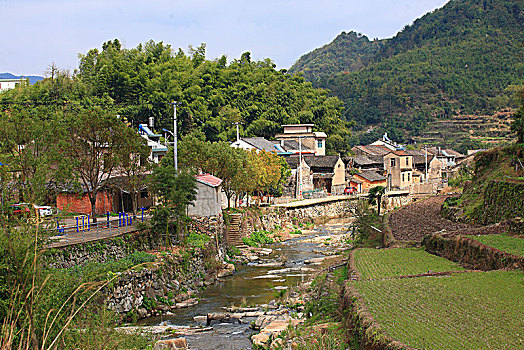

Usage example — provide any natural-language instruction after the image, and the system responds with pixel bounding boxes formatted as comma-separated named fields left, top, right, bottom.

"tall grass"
left=0, top=224, right=152, bottom=349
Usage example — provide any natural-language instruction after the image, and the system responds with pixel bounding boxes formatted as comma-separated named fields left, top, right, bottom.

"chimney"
left=149, top=117, right=154, bottom=129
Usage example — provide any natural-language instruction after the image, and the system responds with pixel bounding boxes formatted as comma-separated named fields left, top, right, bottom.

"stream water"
left=140, top=219, right=353, bottom=349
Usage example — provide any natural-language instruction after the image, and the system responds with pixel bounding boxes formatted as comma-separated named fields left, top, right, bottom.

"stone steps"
left=226, top=213, right=244, bottom=248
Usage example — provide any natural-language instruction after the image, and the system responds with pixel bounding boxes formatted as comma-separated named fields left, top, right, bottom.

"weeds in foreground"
left=274, top=267, right=349, bottom=350
left=0, top=224, right=153, bottom=349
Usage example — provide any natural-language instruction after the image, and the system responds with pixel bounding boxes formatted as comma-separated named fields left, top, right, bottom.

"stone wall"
left=106, top=256, right=208, bottom=318
left=423, top=233, right=524, bottom=271
left=47, top=231, right=165, bottom=269
left=238, top=198, right=361, bottom=236
left=382, top=193, right=413, bottom=211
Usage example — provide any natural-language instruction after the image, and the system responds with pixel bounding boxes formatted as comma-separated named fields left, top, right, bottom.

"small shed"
left=188, top=174, right=223, bottom=217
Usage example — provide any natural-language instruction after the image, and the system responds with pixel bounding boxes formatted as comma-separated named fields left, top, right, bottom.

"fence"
left=48, top=209, right=151, bottom=248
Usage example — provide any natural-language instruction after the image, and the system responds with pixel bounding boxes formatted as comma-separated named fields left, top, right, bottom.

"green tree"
left=150, top=165, right=196, bottom=241
left=115, top=132, right=153, bottom=214
left=368, top=186, right=386, bottom=216
left=61, top=108, right=136, bottom=222
left=510, top=87, right=524, bottom=143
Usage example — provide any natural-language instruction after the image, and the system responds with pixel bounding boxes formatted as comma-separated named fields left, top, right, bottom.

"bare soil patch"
left=390, top=196, right=471, bottom=242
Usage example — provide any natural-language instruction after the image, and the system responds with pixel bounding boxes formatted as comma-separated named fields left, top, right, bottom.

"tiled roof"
left=353, top=145, right=391, bottom=156
left=443, top=148, right=465, bottom=158
left=353, top=155, right=381, bottom=166
left=242, top=137, right=278, bottom=153
left=354, top=171, right=386, bottom=182
left=390, top=150, right=409, bottom=156
left=304, top=155, right=340, bottom=169
left=281, top=140, right=312, bottom=151
left=195, top=174, right=222, bottom=187
left=405, top=150, right=427, bottom=165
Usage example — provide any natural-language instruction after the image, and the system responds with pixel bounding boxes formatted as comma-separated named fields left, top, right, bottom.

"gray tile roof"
left=281, top=140, right=311, bottom=151
left=354, top=171, right=386, bottom=182
left=304, top=155, right=340, bottom=169
left=242, top=137, right=278, bottom=152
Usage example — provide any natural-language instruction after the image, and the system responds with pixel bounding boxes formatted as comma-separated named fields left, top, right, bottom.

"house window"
left=391, top=158, right=396, bottom=167
left=405, top=157, right=409, bottom=166
left=408, top=173, right=411, bottom=181
left=317, top=140, right=323, bottom=148
left=402, top=173, right=405, bottom=182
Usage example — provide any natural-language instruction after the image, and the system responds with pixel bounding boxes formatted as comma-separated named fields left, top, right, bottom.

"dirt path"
left=389, top=196, right=471, bottom=242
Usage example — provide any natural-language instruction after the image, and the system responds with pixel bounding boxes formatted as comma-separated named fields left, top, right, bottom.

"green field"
left=466, top=234, right=524, bottom=257
left=353, top=248, right=464, bottom=280
left=353, top=271, right=524, bottom=349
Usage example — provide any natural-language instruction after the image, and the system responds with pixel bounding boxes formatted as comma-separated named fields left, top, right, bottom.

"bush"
left=185, top=233, right=211, bottom=248
left=242, top=230, right=274, bottom=247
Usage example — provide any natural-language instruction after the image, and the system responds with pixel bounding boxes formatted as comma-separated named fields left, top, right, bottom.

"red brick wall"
left=57, top=191, right=114, bottom=215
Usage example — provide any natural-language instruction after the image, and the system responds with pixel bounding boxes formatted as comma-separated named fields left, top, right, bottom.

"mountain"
left=0, top=72, right=44, bottom=85
left=288, top=31, right=382, bottom=87
left=289, top=0, right=524, bottom=148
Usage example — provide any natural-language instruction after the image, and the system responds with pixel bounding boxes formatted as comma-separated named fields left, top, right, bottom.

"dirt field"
left=389, top=196, right=471, bottom=242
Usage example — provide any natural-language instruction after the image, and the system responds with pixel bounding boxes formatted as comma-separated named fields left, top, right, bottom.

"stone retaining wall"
left=239, top=199, right=361, bottom=236
left=423, top=233, right=524, bottom=271
left=106, top=257, right=207, bottom=319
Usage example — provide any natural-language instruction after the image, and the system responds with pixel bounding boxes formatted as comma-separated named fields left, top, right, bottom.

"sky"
left=2, top=0, right=449, bottom=76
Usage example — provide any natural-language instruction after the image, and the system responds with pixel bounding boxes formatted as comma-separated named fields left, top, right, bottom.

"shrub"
left=242, top=230, right=274, bottom=247
left=185, top=233, right=211, bottom=248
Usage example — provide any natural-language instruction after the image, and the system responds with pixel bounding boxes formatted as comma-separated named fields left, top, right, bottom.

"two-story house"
left=383, top=151, right=414, bottom=190
left=275, top=124, right=326, bottom=156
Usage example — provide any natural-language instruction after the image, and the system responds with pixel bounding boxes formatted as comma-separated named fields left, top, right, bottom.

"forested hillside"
left=0, top=41, right=350, bottom=153
left=290, top=0, right=524, bottom=147
left=287, top=31, right=381, bottom=86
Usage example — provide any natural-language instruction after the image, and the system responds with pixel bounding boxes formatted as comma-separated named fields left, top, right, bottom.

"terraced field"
left=353, top=271, right=524, bottom=349
left=353, top=248, right=464, bottom=280
left=466, top=234, right=524, bottom=257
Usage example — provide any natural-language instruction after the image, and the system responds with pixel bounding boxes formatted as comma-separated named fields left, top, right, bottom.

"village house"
left=283, top=154, right=345, bottom=196
left=426, top=147, right=465, bottom=179
left=404, top=149, right=443, bottom=182
left=230, top=137, right=290, bottom=155
left=305, top=155, right=346, bottom=195
left=383, top=151, right=414, bottom=190
left=138, top=123, right=168, bottom=164
left=351, top=144, right=392, bottom=164
left=344, top=155, right=382, bottom=172
left=369, top=132, right=403, bottom=151
left=0, top=78, right=28, bottom=92
left=275, top=124, right=327, bottom=156
left=350, top=171, right=387, bottom=192
left=188, top=174, right=223, bottom=217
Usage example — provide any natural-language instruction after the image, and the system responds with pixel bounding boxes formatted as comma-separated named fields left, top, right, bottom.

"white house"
left=138, top=124, right=168, bottom=164
left=0, top=78, right=27, bottom=92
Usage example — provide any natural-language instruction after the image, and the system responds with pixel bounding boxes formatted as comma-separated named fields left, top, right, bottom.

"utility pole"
left=299, top=137, right=302, bottom=199
left=233, top=122, right=242, bottom=142
left=172, top=101, right=178, bottom=172
left=425, top=144, right=428, bottom=183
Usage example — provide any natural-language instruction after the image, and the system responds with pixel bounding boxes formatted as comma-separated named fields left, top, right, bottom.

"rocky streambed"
left=134, top=220, right=353, bottom=349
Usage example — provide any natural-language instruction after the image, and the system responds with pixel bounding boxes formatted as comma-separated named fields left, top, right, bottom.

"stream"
left=139, top=219, right=353, bottom=349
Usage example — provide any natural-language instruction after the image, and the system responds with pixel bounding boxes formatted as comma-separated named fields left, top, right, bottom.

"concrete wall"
left=188, top=183, right=222, bottom=217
